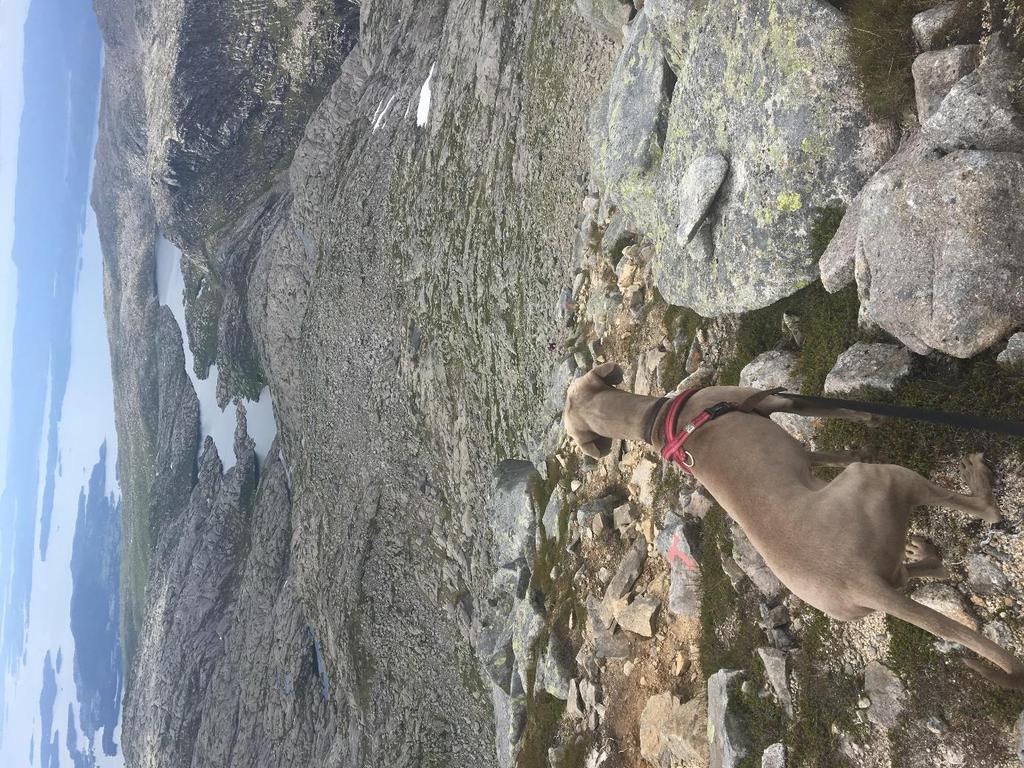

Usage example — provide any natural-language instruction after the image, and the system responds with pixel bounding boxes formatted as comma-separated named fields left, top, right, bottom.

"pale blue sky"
left=0, top=0, right=32, bottom=484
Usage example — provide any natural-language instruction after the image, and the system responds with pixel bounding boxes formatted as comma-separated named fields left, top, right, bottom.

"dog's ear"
left=590, top=361, right=623, bottom=386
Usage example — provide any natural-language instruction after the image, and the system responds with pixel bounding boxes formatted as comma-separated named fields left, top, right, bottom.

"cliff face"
left=93, top=0, right=617, bottom=764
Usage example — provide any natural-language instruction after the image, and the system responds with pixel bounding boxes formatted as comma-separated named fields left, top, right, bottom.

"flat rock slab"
left=618, top=595, right=660, bottom=637
left=757, top=647, right=793, bottom=717
left=761, top=742, right=787, bottom=768
left=656, top=516, right=702, bottom=617
left=639, top=692, right=709, bottom=767
left=675, top=153, right=729, bottom=245
left=863, top=661, right=906, bottom=729
left=823, top=342, right=913, bottom=395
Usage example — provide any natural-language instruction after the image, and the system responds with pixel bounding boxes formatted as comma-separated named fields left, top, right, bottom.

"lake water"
left=154, top=237, right=278, bottom=469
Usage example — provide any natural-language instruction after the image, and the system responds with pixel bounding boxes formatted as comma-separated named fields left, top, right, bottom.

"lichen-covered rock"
left=739, top=351, right=814, bottom=445
left=601, top=0, right=893, bottom=316
left=639, top=692, right=709, bottom=767
left=965, top=553, right=1009, bottom=596
left=912, top=45, right=980, bottom=122
left=537, top=634, right=573, bottom=700
left=490, top=461, right=541, bottom=566
left=998, top=332, right=1024, bottom=366
left=708, top=670, right=748, bottom=768
left=863, top=661, right=906, bottom=729
left=823, top=342, right=914, bottom=395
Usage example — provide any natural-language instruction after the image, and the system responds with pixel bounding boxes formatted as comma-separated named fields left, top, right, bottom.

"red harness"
left=660, top=389, right=741, bottom=474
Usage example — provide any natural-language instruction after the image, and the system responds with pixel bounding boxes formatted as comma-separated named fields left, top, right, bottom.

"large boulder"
left=821, top=149, right=1024, bottom=357
left=821, top=38, right=1024, bottom=357
left=589, top=1, right=893, bottom=316
left=912, top=45, right=980, bottom=123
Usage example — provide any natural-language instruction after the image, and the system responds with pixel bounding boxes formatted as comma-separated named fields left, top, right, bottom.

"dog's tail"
left=862, top=581, right=1024, bottom=690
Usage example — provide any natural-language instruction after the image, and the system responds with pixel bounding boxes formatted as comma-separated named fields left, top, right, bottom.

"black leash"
left=779, top=392, right=1024, bottom=438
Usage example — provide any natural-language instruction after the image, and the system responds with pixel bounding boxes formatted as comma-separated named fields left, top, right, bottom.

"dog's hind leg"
left=899, top=453, right=1002, bottom=523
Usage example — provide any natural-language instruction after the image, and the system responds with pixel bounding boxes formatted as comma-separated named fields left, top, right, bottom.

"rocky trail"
left=88, top=0, right=1024, bottom=766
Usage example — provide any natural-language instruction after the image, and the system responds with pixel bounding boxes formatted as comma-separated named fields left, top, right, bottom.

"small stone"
left=761, top=742, right=786, bottom=768
left=631, top=457, right=658, bottom=506
left=570, top=479, right=582, bottom=492
left=623, top=660, right=634, bottom=676
left=998, top=333, right=1024, bottom=367
left=678, top=487, right=714, bottom=519
left=863, top=661, right=906, bottom=729
left=925, top=715, right=948, bottom=735
left=857, top=696, right=870, bottom=709
left=617, top=596, right=660, bottom=637
left=597, top=567, right=612, bottom=585
left=613, top=502, right=637, bottom=531
left=782, top=313, right=804, bottom=347
left=966, top=553, right=1008, bottom=596
left=721, top=555, right=746, bottom=590
left=603, top=536, right=648, bottom=606
left=823, top=342, right=914, bottom=395
left=673, top=652, right=690, bottom=676
left=760, top=603, right=791, bottom=629
left=675, top=153, right=730, bottom=245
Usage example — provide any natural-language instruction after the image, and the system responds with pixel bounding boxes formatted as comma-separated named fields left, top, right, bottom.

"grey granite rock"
left=537, top=634, right=573, bottom=700
left=912, top=3, right=961, bottom=51
left=821, top=149, right=1024, bottom=357
left=617, top=596, right=660, bottom=637
left=739, top=351, right=814, bottom=445
left=639, top=692, right=709, bottom=767
left=656, top=515, right=702, bottom=617
left=923, top=36, right=1024, bottom=154
left=762, top=742, right=787, bottom=768
left=998, top=333, right=1024, bottom=366
left=492, top=683, right=528, bottom=768
left=863, top=661, right=906, bottom=729
left=823, top=342, right=914, bottom=395
left=543, top=486, right=568, bottom=542
left=491, top=461, right=541, bottom=567
left=604, top=535, right=648, bottom=607
left=601, top=210, right=639, bottom=263
left=708, top=670, right=748, bottom=768
left=913, top=45, right=980, bottom=122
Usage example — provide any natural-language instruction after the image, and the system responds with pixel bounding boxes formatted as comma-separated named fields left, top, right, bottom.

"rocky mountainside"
left=90, top=0, right=1024, bottom=766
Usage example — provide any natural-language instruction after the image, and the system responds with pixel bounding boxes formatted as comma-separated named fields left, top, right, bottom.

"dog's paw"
left=961, top=453, right=1002, bottom=523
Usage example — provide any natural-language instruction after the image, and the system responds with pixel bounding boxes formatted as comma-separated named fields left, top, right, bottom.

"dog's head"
left=562, top=361, right=623, bottom=459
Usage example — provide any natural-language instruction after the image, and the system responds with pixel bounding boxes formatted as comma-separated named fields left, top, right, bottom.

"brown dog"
left=563, top=362, right=1024, bottom=689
